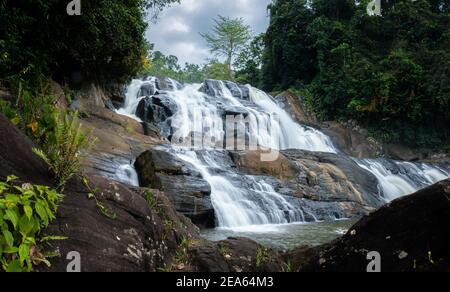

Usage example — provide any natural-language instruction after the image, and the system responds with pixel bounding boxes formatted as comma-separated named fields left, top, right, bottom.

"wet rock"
left=155, top=77, right=183, bottom=91
left=134, top=149, right=190, bottom=186
left=138, top=82, right=157, bottom=97
left=229, top=150, right=296, bottom=180
left=200, top=79, right=249, bottom=100
left=291, top=179, right=450, bottom=272
left=230, top=149, right=383, bottom=220
left=383, top=143, right=421, bottom=161
left=78, top=105, right=161, bottom=180
left=189, top=237, right=284, bottom=272
left=199, top=79, right=224, bottom=97
left=275, top=90, right=318, bottom=126
left=135, top=149, right=215, bottom=227
left=157, top=174, right=214, bottom=227
left=136, top=94, right=178, bottom=124
left=223, top=81, right=250, bottom=100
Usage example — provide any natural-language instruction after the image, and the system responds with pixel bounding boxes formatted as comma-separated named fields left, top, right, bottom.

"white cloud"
left=146, top=0, right=271, bottom=65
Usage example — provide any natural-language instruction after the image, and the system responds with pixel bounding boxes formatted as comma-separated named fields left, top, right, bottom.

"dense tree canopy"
left=0, top=0, right=178, bottom=87
left=262, top=0, right=450, bottom=149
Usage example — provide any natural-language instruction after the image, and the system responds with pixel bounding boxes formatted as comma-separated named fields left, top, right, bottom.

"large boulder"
left=188, top=237, right=284, bottom=272
left=0, top=113, right=52, bottom=185
left=135, top=148, right=215, bottom=227
left=42, top=176, right=198, bottom=272
left=200, top=79, right=249, bottom=100
left=135, top=94, right=178, bottom=124
left=290, top=179, right=450, bottom=272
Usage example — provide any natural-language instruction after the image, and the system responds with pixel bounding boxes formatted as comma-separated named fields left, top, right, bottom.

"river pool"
left=201, top=219, right=356, bottom=251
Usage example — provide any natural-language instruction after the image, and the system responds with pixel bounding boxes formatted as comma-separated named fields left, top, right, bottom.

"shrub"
left=33, top=111, right=96, bottom=191
left=0, top=175, right=64, bottom=272
left=0, top=84, right=59, bottom=146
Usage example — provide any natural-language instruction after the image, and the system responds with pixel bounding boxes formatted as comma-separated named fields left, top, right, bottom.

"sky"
left=146, top=0, right=272, bottom=65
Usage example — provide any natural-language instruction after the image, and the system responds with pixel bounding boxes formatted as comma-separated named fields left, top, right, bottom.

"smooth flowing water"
left=201, top=219, right=356, bottom=250
left=116, top=77, right=450, bottom=238
left=174, top=149, right=307, bottom=228
left=354, top=158, right=450, bottom=201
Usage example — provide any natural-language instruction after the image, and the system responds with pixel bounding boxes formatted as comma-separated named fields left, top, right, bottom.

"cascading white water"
left=115, top=163, right=140, bottom=187
left=355, top=159, right=450, bottom=202
left=164, top=80, right=336, bottom=153
left=247, top=86, right=336, bottom=152
left=116, top=77, right=158, bottom=121
left=175, top=150, right=305, bottom=228
left=117, top=77, right=450, bottom=228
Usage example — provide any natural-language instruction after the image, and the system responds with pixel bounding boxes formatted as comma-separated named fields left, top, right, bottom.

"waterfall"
left=117, top=77, right=450, bottom=228
left=115, top=163, right=140, bottom=187
left=115, top=77, right=157, bottom=121
left=354, top=158, right=450, bottom=202
left=175, top=149, right=306, bottom=228
left=246, top=86, right=336, bottom=152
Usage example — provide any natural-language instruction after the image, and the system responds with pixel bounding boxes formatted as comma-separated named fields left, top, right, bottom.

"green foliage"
left=200, top=15, right=252, bottom=74
left=142, top=51, right=235, bottom=82
left=0, top=83, right=59, bottom=146
left=203, top=59, right=233, bottom=81
left=33, top=112, right=96, bottom=191
left=234, top=34, right=265, bottom=86
left=255, top=247, right=271, bottom=268
left=174, top=236, right=190, bottom=265
left=0, top=175, right=64, bottom=272
left=81, top=176, right=117, bottom=220
left=263, top=0, right=450, bottom=148
left=142, top=51, right=206, bottom=83
left=0, top=0, right=179, bottom=86
left=282, top=259, right=293, bottom=272
left=218, top=243, right=231, bottom=257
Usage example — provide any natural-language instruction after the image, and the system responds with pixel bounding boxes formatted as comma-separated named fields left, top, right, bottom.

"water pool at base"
left=201, top=219, right=357, bottom=251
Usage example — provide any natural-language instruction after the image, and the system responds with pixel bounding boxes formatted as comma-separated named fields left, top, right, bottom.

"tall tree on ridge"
left=200, top=15, right=251, bottom=78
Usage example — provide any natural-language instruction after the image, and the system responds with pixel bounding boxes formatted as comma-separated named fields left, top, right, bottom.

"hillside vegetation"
left=262, top=0, right=450, bottom=149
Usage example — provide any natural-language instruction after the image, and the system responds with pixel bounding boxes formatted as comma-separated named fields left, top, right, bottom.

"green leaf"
left=19, top=215, right=34, bottom=235
left=6, top=259, right=23, bottom=272
left=82, top=177, right=89, bottom=187
left=34, top=201, right=48, bottom=222
left=40, top=235, right=67, bottom=242
left=24, top=205, right=33, bottom=220
left=5, top=209, right=19, bottom=228
left=3, top=246, right=19, bottom=254
left=6, top=175, right=18, bottom=183
left=2, top=229, right=14, bottom=247
left=19, top=243, right=30, bottom=263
